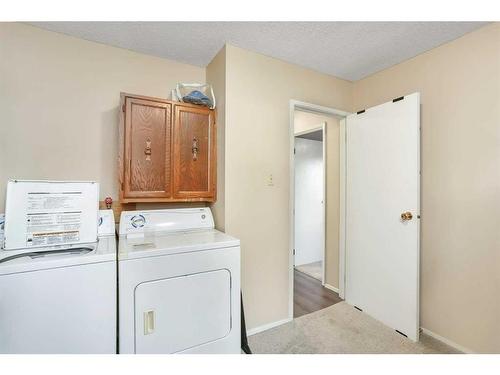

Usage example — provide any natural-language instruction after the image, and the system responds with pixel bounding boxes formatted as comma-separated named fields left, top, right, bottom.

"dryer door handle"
left=144, top=310, right=155, bottom=335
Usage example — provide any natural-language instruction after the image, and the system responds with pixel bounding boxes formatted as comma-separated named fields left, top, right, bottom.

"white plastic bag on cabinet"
left=175, top=83, right=216, bottom=109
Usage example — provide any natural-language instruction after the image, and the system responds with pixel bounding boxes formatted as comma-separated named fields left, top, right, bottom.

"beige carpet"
left=295, top=261, right=322, bottom=281
left=249, top=302, right=461, bottom=354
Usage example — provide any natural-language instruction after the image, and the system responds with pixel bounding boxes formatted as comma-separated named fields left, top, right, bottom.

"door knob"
left=401, top=211, right=413, bottom=221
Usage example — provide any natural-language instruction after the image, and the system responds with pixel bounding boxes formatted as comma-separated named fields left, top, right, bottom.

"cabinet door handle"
left=192, top=138, right=199, bottom=161
left=144, top=139, right=152, bottom=161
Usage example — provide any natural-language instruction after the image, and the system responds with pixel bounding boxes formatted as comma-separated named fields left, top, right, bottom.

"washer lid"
left=118, top=228, right=239, bottom=260
left=0, top=236, right=116, bottom=276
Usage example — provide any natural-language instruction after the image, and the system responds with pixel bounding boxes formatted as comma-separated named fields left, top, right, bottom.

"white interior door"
left=294, top=136, right=324, bottom=268
left=345, top=93, right=420, bottom=341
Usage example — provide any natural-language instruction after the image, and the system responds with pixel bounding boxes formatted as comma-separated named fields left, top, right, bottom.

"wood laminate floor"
left=294, top=269, right=343, bottom=318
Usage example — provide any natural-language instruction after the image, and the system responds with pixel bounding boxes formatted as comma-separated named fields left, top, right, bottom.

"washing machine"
left=118, top=208, right=240, bottom=354
left=0, top=180, right=117, bottom=353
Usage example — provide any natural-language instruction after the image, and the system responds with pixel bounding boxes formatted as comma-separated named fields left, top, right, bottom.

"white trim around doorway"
left=289, top=100, right=350, bottom=321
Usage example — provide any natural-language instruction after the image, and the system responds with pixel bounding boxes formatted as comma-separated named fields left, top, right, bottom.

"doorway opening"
left=291, top=105, right=347, bottom=318
left=294, top=125, right=324, bottom=283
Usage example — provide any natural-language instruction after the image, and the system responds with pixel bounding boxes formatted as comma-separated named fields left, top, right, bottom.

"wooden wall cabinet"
left=119, top=93, right=216, bottom=203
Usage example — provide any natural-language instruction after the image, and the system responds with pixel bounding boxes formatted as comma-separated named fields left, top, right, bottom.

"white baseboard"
left=323, top=283, right=339, bottom=293
left=247, top=317, right=293, bottom=336
left=420, top=327, right=474, bottom=354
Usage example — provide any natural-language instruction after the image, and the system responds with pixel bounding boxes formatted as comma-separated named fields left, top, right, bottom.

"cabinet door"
left=124, top=97, right=172, bottom=199
left=173, top=105, right=216, bottom=200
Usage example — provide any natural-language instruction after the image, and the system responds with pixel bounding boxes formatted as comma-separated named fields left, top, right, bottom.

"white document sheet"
left=3, top=180, right=99, bottom=250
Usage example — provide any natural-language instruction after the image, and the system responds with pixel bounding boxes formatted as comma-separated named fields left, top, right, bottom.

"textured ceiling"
left=28, top=22, right=487, bottom=81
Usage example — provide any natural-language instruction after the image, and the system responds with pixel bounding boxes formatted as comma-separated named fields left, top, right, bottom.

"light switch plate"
left=267, top=173, right=274, bottom=187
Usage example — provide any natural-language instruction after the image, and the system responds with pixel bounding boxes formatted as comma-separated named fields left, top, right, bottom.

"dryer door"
left=134, top=269, right=232, bottom=353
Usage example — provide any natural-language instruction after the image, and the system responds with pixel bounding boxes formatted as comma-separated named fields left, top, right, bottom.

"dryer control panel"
left=119, top=208, right=214, bottom=237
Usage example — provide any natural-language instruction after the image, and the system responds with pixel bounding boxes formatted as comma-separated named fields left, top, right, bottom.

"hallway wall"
left=294, top=137, right=324, bottom=267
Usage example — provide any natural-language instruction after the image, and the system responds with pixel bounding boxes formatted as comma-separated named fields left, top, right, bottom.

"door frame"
left=289, top=100, right=350, bottom=320
left=294, top=123, right=326, bottom=284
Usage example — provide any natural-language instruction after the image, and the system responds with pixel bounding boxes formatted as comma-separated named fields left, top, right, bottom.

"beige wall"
left=352, top=23, right=500, bottom=353
left=224, top=44, right=352, bottom=329
left=206, top=46, right=227, bottom=231
left=294, top=111, right=341, bottom=289
left=0, top=23, right=205, bottom=212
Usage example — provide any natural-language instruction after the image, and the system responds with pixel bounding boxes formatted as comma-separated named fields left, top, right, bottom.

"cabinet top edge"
left=120, top=92, right=216, bottom=112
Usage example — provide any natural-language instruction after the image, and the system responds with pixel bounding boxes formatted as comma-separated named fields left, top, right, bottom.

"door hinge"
left=392, top=96, right=404, bottom=103
left=395, top=329, right=408, bottom=338
left=294, top=148, right=296, bottom=155
left=122, top=104, right=126, bottom=112
left=293, top=248, right=296, bottom=255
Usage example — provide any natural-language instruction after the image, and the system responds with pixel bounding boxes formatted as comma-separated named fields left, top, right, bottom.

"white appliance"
left=118, top=208, right=240, bottom=354
left=0, top=213, right=4, bottom=247
left=0, top=180, right=117, bottom=354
